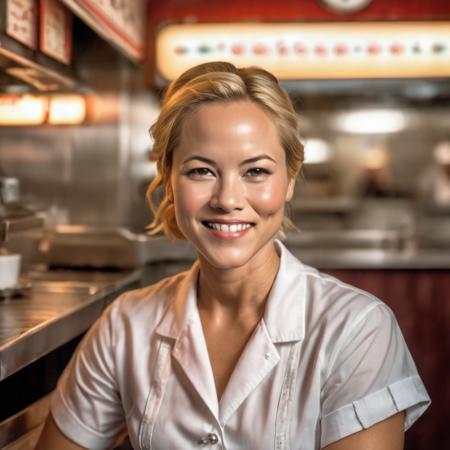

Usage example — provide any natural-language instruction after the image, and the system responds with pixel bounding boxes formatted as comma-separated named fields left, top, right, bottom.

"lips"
left=202, top=221, right=254, bottom=232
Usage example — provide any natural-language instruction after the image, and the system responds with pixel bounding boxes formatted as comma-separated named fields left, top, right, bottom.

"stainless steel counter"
left=288, top=247, right=450, bottom=269
left=0, top=268, right=141, bottom=382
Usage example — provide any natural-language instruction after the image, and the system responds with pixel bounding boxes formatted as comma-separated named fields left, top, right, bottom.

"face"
left=170, top=100, right=294, bottom=270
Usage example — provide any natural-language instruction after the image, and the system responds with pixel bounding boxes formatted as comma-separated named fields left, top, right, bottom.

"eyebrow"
left=182, top=154, right=277, bottom=165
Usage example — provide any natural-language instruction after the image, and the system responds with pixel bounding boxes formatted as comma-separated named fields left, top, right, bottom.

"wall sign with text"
left=5, top=0, right=37, bottom=49
left=40, top=0, right=72, bottom=64
left=60, top=0, right=145, bottom=62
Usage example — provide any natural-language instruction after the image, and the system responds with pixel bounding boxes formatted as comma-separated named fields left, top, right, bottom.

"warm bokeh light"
left=48, top=95, right=86, bottom=125
left=0, top=95, right=48, bottom=126
left=304, top=139, right=333, bottom=164
left=362, top=147, right=390, bottom=170
left=87, top=94, right=120, bottom=124
left=334, top=110, right=407, bottom=134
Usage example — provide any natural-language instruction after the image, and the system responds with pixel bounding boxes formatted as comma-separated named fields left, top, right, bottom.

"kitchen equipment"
left=0, top=177, right=19, bottom=204
left=0, top=252, right=21, bottom=289
left=38, top=225, right=195, bottom=269
left=0, top=176, right=45, bottom=276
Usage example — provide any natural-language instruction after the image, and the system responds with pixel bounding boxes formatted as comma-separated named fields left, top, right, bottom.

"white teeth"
left=206, top=222, right=252, bottom=232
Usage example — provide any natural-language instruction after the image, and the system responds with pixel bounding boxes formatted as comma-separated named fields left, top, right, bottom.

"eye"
left=245, top=167, right=271, bottom=177
left=186, top=167, right=215, bottom=178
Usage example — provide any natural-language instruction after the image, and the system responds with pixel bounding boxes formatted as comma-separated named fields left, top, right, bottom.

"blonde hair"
left=146, top=61, right=304, bottom=239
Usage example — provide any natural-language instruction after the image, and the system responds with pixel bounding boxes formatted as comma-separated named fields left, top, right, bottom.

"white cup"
left=0, top=253, right=21, bottom=289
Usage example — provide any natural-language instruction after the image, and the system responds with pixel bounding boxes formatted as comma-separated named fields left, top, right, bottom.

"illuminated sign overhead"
left=0, top=95, right=47, bottom=126
left=155, top=22, right=450, bottom=81
left=48, top=95, right=86, bottom=125
left=0, top=94, right=86, bottom=126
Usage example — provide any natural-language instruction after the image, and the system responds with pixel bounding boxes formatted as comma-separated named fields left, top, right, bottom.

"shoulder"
left=279, top=240, right=384, bottom=321
left=303, top=266, right=385, bottom=320
left=274, top=241, right=395, bottom=354
left=276, top=240, right=390, bottom=337
left=105, top=268, right=192, bottom=333
left=298, top=265, right=399, bottom=364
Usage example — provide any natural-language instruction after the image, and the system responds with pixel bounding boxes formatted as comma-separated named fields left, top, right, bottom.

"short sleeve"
left=50, top=301, right=125, bottom=450
left=320, top=303, right=430, bottom=448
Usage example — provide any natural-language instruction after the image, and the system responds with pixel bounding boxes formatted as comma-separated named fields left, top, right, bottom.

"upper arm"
left=323, top=412, right=405, bottom=450
left=48, top=301, right=126, bottom=448
left=320, top=304, right=430, bottom=447
left=35, top=413, right=87, bottom=450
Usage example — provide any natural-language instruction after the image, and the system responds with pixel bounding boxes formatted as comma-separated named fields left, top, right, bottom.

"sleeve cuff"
left=321, top=375, right=431, bottom=448
left=50, top=388, right=119, bottom=450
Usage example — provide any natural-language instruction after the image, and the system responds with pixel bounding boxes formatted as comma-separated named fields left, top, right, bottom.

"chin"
left=197, top=246, right=251, bottom=270
left=196, top=235, right=279, bottom=272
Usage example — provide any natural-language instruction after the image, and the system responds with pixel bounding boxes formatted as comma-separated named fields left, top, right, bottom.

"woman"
left=36, top=62, right=430, bottom=450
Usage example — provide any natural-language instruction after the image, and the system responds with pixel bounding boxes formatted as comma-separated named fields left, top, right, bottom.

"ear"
left=285, top=177, right=295, bottom=202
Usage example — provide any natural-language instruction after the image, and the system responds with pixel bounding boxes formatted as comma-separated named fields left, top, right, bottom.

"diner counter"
left=0, top=268, right=141, bottom=382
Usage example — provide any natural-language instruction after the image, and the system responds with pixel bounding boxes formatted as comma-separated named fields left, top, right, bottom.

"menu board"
left=156, top=22, right=450, bottom=80
left=5, top=0, right=37, bottom=49
left=40, top=0, right=72, bottom=64
left=60, top=0, right=145, bottom=62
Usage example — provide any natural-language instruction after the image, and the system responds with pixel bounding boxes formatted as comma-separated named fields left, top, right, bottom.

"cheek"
left=249, top=179, right=288, bottom=216
left=173, top=180, right=211, bottom=216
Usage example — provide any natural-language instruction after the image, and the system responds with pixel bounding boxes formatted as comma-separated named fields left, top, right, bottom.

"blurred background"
left=0, top=1, right=449, bottom=449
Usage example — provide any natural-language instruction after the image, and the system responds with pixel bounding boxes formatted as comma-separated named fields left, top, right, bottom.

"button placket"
left=138, top=339, right=172, bottom=449
left=275, top=341, right=302, bottom=450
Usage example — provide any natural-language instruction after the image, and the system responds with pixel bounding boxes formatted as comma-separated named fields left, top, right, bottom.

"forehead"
left=178, top=100, right=281, bottom=149
left=184, top=99, right=273, bottom=124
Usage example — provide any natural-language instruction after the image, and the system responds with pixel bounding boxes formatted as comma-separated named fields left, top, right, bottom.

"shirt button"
left=199, top=433, right=219, bottom=445
left=208, top=433, right=219, bottom=444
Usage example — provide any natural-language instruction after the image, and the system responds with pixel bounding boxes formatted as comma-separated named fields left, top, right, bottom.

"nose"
left=209, top=175, right=244, bottom=212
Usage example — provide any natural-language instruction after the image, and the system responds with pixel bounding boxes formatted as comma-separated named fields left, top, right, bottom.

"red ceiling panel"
left=148, top=0, right=450, bottom=24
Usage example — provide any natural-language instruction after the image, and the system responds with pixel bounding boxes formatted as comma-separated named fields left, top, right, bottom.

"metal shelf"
left=0, top=215, right=45, bottom=242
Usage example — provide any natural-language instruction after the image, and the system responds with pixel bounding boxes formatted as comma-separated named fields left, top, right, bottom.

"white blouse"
left=51, top=240, right=430, bottom=450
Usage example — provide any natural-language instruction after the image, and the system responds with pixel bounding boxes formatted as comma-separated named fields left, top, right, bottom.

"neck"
left=197, top=241, right=280, bottom=319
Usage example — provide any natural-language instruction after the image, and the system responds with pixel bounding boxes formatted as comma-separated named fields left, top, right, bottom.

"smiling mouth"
left=202, top=221, right=255, bottom=232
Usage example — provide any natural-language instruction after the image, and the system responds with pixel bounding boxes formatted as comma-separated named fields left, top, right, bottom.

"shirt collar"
left=155, top=261, right=200, bottom=340
left=263, top=240, right=306, bottom=343
left=156, top=240, right=306, bottom=344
